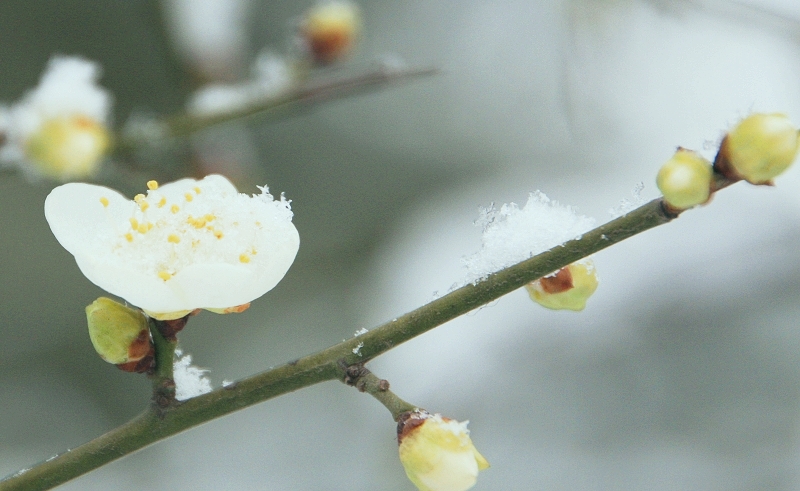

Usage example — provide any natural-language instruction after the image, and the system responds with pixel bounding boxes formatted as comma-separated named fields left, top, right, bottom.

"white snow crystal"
left=173, top=348, right=213, bottom=401
left=463, top=191, right=596, bottom=283
left=609, top=182, right=646, bottom=218
left=352, top=342, right=364, bottom=356
left=354, top=328, right=368, bottom=336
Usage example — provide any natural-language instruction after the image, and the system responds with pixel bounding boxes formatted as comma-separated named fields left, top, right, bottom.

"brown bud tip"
left=397, top=410, right=429, bottom=444
left=116, top=344, right=155, bottom=373
left=538, top=267, right=574, bottom=294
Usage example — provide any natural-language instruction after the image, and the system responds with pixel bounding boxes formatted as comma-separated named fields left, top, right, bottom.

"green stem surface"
left=115, top=66, right=439, bottom=155
left=0, top=197, right=681, bottom=491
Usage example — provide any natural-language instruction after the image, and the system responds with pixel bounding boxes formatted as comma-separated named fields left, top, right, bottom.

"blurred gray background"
left=2, top=0, right=800, bottom=489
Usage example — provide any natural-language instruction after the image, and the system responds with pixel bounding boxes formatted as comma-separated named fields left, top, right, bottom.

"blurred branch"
left=114, top=65, right=439, bottom=156
left=1, top=185, right=728, bottom=490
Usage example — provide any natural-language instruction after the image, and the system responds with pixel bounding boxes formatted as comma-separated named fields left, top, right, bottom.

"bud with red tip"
left=525, top=258, right=599, bottom=311
left=716, top=113, right=800, bottom=184
left=85, top=297, right=153, bottom=373
left=397, top=410, right=489, bottom=491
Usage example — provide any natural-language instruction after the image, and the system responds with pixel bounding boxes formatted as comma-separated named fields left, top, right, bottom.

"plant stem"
left=149, top=318, right=178, bottom=408
left=340, top=362, right=417, bottom=421
left=114, top=65, right=439, bottom=155
left=0, top=195, right=707, bottom=491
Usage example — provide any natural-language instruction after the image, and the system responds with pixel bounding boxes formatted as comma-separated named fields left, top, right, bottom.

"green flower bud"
left=525, top=259, right=598, bottom=311
left=86, top=297, right=152, bottom=368
left=656, top=148, right=713, bottom=209
left=718, top=113, right=800, bottom=184
left=26, top=115, right=110, bottom=180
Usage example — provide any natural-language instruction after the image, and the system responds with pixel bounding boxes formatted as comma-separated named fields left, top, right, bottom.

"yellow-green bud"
left=718, top=113, right=800, bottom=184
left=86, top=297, right=152, bottom=367
left=656, top=148, right=713, bottom=209
left=398, top=411, right=489, bottom=491
left=525, top=259, right=599, bottom=311
left=301, top=1, right=361, bottom=64
left=26, top=115, right=110, bottom=180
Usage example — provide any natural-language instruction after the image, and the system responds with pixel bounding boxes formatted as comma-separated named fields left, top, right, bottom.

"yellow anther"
left=139, top=200, right=150, bottom=212
left=167, top=234, right=181, bottom=244
left=129, top=218, right=139, bottom=230
left=99, top=196, right=109, bottom=207
left=187, top=216, right=206, bottom=228
left=214, top=230, right=224, bottom=239
left=171, top=204, right=180, bottom=214
left=137, top=223, right=148, bottom=234
left=147, top=222, right=153, bottom=231
left=251, top=247, right=258, bottom=255
left=158, top=271, right=172, bottom=281
left=184, top=193, right=193, bottom=202
left=124, top=232, right=133, bottom=242
left=147, top=180, right=159, bottom=190
left=134, top=194, right=145, bottom=203
left=194, top=187, right=201, bottom=194
left=239, top=254, right=251, bottom=263
left=157, top=197, right=167, bottom=208
left=204, top=214, right=215, bottom=222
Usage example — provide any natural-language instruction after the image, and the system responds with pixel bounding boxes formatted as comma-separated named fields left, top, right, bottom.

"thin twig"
left=114, top=65, right=439, bottom=155
left=0, top=192, right=699, bottom=491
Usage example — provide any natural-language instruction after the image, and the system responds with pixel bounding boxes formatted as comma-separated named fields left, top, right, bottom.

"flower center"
left=98, top=179, right=264, bottom=282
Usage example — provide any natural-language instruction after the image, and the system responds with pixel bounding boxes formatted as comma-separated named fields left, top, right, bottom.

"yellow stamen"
left=185, top=193, right=193, bottom=202
left=158, top=271, right=172, bottom=281
left=139, top=200, right=150, bottom=212
left=134, top=194, right=145, bottom=203
left=99, top=196, right=109, bottom=207
left=167, top=234, right=180, bottom=244
left=171, top=204, right=180, bottom=214
left=157, top=197, right=167, bottom=208
left=239, top=254, right=251, bottom=263
left=255, top=221, right=261, bottom=227
left=204, top=214, right=215, bottom=222
left=137, top=223, right=148, bottom=234
left=250, top=247, right=258, bottom=255
left=147, top=180, right=159, bottom=190
left=129, top=218, right=139, bottom=230
left=194, top=187, right=201, bottom=194
left=124, top=233, right=133, bottom=242
left=214, top=230, right=224, bottom=239
left=147, top=222, right=153, bottom=231
left=187, top=216, right=206, bottom=228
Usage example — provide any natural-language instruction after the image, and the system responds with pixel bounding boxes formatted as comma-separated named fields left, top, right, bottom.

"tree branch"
left=114, top=65, right=439, bottom=155
left=0, top=190, right=724, bottom=491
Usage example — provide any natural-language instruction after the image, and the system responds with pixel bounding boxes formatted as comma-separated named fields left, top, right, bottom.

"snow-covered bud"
left=525, top=258, right=598, bottom=311
left=656, top=148, right=713, bottom=209
left=86, top=297, right=153, bottom=373
left=0, top=57, right=113, bottom=181
left=717, top=113, right=800, bottom=184
left=397, top=410, right=489, bottom=491
left=25, top=115, right=110, bottom=180
left=300, top=0, right=361, bottom=64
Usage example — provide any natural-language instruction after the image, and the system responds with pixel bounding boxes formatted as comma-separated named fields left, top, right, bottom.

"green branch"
left=114, top=65, right=439, bottom=155
left=0, top=194, right=706, bottom=491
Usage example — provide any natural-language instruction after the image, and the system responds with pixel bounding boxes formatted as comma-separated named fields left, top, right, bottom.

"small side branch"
left=0, top=195, right=692, bottom=491
left=339, top=360, right=416, bottom=421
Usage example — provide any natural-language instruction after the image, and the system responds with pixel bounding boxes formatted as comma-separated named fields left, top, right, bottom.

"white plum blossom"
left=398, top=411, right=489, bottom=491
left=1, top=56, right=112, bottom=180
left=45, top=174, right=300, bottom=320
